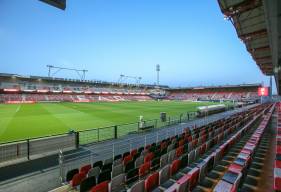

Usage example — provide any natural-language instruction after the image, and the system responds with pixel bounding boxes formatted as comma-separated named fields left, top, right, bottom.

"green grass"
left=0, top=101, right=220, bottom=143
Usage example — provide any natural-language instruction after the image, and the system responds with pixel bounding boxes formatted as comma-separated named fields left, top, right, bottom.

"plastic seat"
left=91, top=181, right=109, bottom=192
left=127, top=180, right=145, bottom=192
left=112, top=164, right=124, bottom=178
left=66, top=168, right=79, bottom=182
left=145, top=172, right=159, bottom=192
left=170, top=159, right=181, bottom=176
left=98, top=170, right=111, bottom=184
left=126, top=168, right=139, bottom=184
left=135, top=155, right=144, bottom=168
left=159, top=164, right=170, bottom=185
left=123, top=155, right=133, bottom=166
left=144, top=152, right=154, bottom=163
left=125, top=160, right=135, bottom=173
left=70, top=172, right=86, bottom=187
left=109, top=173, right=125, bottom=192
left=151, top=157, right=160, bottom=171
left=93, top=161, right=103, bottom=169
left=80, top=175, right=96, bottom=192
left=139, top=162, right=150, bottom=178
left=88, top=166, right=101, bottom=178
left=80, top=164, right=92, bottom=175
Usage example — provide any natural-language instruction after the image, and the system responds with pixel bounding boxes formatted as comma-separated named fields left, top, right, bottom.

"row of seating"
left=275, top=103, right=281, bottom=191
left=52, top=104, right=267, bottom=192
left=213, top=104, right=274, bottom=191
left=160, top=104, right=271, bottom=192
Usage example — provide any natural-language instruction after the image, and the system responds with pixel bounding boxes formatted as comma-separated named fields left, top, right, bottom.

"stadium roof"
left=218, top=0, right=281, bottom=94
left=169, top=83, right=261, bottom=91
left=0, top=73, right=169, bottom=89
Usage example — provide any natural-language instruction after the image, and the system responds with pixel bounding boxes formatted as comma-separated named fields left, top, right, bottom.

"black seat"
left=66, top=168, right=79, bottom=182
left=98, top=170, right=111, bottom=183
left=102, top=163, right=112, bottom=171
left=114, top=154, right=122, bottom=160
left=80, top=176, right=96, bottom=192
left=126, top=168, right=139, bottom=184
left=151, top=157, right=160, bottom=171
left=138, top=147, right=144, bottom=153
left=125, top=160, right=135, bottom=173
left=123, top=151, right=130, bottom=159
left=93, top=160, right=103, bottom=169
left=180, top=153, right=188, bottom=169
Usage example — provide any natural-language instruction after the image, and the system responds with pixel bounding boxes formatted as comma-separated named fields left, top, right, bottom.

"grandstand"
left=167, top=84, right=260, bottom=103
left=49, top=103, right=274, bottom=192
left=0, top=73, right=261, bottom=103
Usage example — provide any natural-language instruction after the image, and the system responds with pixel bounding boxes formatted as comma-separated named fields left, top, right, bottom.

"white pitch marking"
left=16, top=105, right=21, bottom=113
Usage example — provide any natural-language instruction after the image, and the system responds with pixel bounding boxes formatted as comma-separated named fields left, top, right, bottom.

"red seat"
left=276, top=160, right=281, bottom=168
left=80, top=164, right=92, bottom=174
left=91, top=181, right=109, bottom=192
left=187, top=167, right=199, bottom=191
left=139, top=162, right=151, bottom=177
left=144, top=152, right=154, bottom=163
left=200, top=144, right=206, bottom=155
left=123, top=155, right=133, bottom=166
left=178, top=139, right=184, bottom=146
left=70, top=172, right=86, bottom=187
left=145, top=172, right=159, bottom=192
left=176, top=146, right=184, bottom=158
left=130, top=149, right=138, bottom=157
left=170, top=159, right=181, bottom=175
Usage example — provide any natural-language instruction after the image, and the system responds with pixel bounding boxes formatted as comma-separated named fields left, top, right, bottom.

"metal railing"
left=78, top=111, right=198, bottom=145
left=0, top=133, right=76, bottom=164
left=0, top=111, right=197, bottom=164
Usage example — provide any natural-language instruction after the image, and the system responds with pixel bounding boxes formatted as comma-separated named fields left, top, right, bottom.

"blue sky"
left=0, top=0, right=274, bottom=90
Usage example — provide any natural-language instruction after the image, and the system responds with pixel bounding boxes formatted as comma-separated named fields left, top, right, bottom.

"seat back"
left=112, top=164, right=124, bottom=178
left=160, top=153, right=168, bottom=168
left=170, top=159, right=181, bottom=175
left=168, top=149, right=176, bottom=163
left=88, top=166, right=100, bottom=178
left=66, top=168, right=79, bottom=182
left=98, top=170, right=111, bottom=184
left=139, top=162, right=150, bottom=178
left=80, top=164, right=92, bottom=174
left=127, top=180, right=145, bottom=192
left=144, top=152, right=154, bottom=163
left=145, top=172, right=159, bottom=191
left=135, top=155, right=144, bottom=168
left=80, top=176, right=96, bottom=192
left=93, top=161, right=103, bottom=169
left=91, top=181, right=109, bottom=192
left=71, top=172, right=86, bottom=187
left=104, top=158, right=113, bottom=165
left=126, top=168, right=139, bottom=184
left=123, top=155, right=133, bottom=166
left=159, top=164, right=170, bottom=184
left=125, top=160, right=135, bottom=173
left=109, top=173, right=125, bottom=192
left=151, top=157, right=160, bottom=171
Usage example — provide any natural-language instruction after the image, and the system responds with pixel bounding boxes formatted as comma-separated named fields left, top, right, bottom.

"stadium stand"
left=0, top=73, right=262, bottom=104
left=50, top=103, right=271, bottom=192
left=167, top=84, right=260, bottom=102
left=275, top=102, right=281, bottom=191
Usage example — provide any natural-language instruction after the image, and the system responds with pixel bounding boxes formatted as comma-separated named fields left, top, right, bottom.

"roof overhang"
left=218, top=0, right=281, bottom=94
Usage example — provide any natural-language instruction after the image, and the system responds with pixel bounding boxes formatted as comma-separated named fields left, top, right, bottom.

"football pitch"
left=0, top=101, right=219, bottom=143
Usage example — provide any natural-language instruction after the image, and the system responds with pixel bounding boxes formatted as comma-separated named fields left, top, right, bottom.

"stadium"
left=0, top=0, right=280, bottom=192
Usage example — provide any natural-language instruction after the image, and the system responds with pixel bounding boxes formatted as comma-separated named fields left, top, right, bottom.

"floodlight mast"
left=156, top=64, right=160, bottom=86
left=46, top=65, right=88, bottom=80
